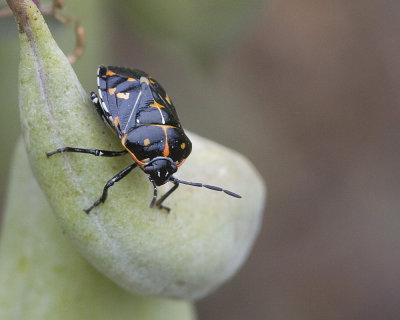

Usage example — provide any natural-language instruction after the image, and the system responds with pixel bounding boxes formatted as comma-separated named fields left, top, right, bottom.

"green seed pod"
left=9, top=0, right=266, bottom=300
left=0, top=140, right=196, bottom=320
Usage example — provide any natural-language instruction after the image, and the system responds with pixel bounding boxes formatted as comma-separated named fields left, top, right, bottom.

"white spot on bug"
left=158, top=109, right=165, bottom=124
left=123, top=88, right=143, bottom=133
left=99, top=151, right=103, bottom=156
left=136, top=119, right=140, bottom=123
left=143, top=138, right=151, bottom=146
left=97, top=76, right=100, bottom=87
left=140, top=76, right=150, bottom=85
left=101, top=101, right=109, bottom=113
left=116, top=92, right=130, bottom=99
left=157, top=172, right=161, bottom=177
left=92, top=97, right=99, bottom=104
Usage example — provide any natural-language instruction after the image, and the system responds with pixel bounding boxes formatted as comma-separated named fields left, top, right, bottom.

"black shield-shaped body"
left=96, top=65, right=192, bottom=167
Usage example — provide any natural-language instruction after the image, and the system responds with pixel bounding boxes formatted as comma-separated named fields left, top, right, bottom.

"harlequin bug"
left=47, top=65, right=241, bottom=213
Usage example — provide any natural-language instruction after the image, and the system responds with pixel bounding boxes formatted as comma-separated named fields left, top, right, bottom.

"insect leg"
left=149, top=180, right=158, bottom=209
left=46, top=147, right=127, bottom=158
left=154, top=180, right=179, bottom=213
left=85, top=163, right=138, bottom=214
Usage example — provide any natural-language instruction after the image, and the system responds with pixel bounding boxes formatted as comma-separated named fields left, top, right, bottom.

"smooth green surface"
left=0, top=16, right=20, bottom=202
left=0, top=140, right=196, bottom=320
left=119, top=0, right=264, bottom=65
left=15, top=0, right=266, bottom=300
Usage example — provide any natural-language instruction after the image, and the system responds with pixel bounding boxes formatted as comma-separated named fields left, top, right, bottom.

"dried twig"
left=1, top=0, right=85, bottom=64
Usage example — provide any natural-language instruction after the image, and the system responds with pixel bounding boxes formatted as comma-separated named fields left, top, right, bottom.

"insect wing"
left=148, top=78, right=181, bottom=127
left=97, top=66, right=149, bottom=137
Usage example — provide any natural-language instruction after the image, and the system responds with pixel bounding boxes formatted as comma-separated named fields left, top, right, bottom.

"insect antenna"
left=170, top=177, right=241, bottom=198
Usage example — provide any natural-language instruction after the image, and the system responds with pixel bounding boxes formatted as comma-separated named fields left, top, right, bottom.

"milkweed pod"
left=12, top=0, right=266, bottom=300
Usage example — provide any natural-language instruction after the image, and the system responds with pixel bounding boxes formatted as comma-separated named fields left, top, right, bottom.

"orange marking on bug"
left=180, top=142, right=186, bottom=150
left=162, top=126, right=170, bottom=157
left=150, top=124, right=176, bottom=129
left=149, top=100, right=165, bottom=109
left=113, top=116, right=119, bottom=127
left=117, top=92, right=130, bottom=99
left=144, top=138, right=151, bottom=146
left=127, top=78, right=135, bottom=81
left=106, top=71, right=116, bottom=76
left=149, top=79, right=156, bottom=84
left=165, top=94, right=172, bottom=104
left=176, top=158, right=186, bottom=167
left=121, top=135, right=146, bottom=166
left=108, top=88, right=116, bottom=95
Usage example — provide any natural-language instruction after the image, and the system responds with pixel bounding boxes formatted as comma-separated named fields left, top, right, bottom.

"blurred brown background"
left=2, top=0, right=400, bottom=319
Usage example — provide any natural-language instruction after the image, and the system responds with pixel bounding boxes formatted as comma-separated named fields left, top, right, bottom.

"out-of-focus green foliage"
left=118, top=0, right=264, bottom=65
left=0, top=11, right=19, bottom=201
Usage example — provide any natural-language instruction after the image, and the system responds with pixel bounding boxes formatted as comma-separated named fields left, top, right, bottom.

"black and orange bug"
left=47, top=66, right=241, bottom=213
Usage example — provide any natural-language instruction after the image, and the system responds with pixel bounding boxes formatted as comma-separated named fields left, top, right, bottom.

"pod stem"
left=6, top=0, right=31, bottom=33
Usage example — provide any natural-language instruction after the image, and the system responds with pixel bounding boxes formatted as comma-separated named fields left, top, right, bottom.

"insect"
left=47, top=65, right=241, bottom=213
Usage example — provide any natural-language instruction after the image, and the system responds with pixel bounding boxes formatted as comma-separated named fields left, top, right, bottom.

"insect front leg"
left=154, top=180, right=179, bottom=213
left=148, top=180, right=179, bottom=213
left=85, top=163, right=138, bottom=214
left=150, top=180, right=158, bottom=209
